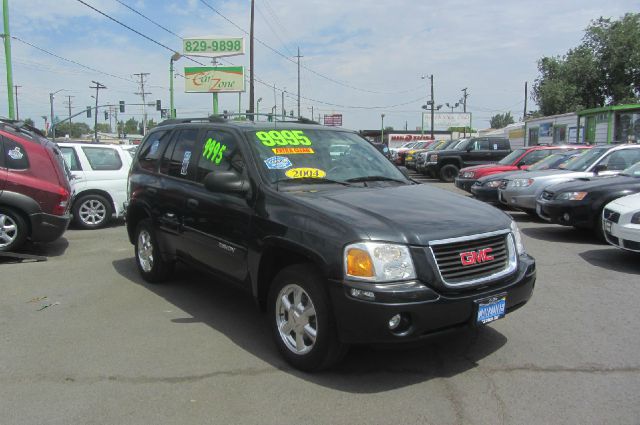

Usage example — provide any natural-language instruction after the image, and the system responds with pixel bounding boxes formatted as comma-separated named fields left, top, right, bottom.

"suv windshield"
left=498, top=148, right=528, bottom=165
left=246, top=128, right=409, bottom=185
left=562, top=147, right=608, bottom=171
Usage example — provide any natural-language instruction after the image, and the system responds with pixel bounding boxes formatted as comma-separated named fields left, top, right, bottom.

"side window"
left=521, top=150, right=550, bottom=165
left=601, top=150, right=637, bottom=171
left=82, top=147, right=123, bottom=171
left=195, top=130, right=244, bottom=184
left=476, top=139, right=491, bottom=150
left=162, top=129, right=200, bottom=179
left=59, top=146, right=82, bottom=171
left=498, top=140, right=510, bottom=150
left=137, top=130, right=170, bottom=172
left=4, top=138, right=29, bottom=170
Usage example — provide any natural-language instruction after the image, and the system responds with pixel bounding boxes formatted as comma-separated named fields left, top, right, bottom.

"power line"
left=113, top=0, right=182, bottom=39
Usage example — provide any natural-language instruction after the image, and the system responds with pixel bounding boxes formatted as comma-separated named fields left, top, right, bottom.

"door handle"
left=186, top=198, right=199, bottom=209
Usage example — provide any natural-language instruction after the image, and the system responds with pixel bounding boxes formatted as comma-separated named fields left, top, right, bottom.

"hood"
left=290, top=184, right=512, bottom=245
left=477, top=170, right=523, bottom=183
left=607, top=192, right=640, bottom=212
left=464, top=164, right=521, bottom=177
left=503, top=168, right=574, bottom=181
left=544, top=175, right=640, bottom=194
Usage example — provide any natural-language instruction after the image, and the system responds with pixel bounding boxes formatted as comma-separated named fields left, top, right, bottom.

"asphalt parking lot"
left=1, top=176, right=639, bottom=425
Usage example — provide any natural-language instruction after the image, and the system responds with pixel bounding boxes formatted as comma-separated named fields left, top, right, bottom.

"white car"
left=602, top=192, right=640, bottom=253
left=58, top=142, right=132, bottom=229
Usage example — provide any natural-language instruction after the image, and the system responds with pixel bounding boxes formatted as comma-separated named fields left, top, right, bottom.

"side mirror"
left=203, top=170, right=248, bottom=194
left=517, top=161, right=526, bottom=169
left=466, top=146, right=473, bottom=152
left=592, top=164, right=607, bottom=175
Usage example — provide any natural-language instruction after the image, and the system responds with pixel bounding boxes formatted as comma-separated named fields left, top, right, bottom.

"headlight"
left=630, top=212, right=640, bottom=224
left=512, top=178, right=534, bottom=188
left=461, top=171, right=475, bottom=178
left=344, top=242, right=416, bottom=282
left=486, top=180, right=503, bottom=188
left=555, top=191, right=588, bottom=201
left=429, top=154, right=438, bottom=162
left=511, top=221, right=526, bottom=255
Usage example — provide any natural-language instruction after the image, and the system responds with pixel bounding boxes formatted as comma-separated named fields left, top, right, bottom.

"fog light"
left=388, top=314, right=401, bottom=330
left=350, top=288, right=375, bottom=301
left=563, top=213, right=571, bottom=221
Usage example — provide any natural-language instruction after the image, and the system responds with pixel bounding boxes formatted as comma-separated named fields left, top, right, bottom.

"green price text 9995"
left=184, top=40, right=242, bottom=53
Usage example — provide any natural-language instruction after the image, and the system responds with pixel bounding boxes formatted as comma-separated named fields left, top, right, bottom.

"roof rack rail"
left=0, top=117, right=46, bottom=138
left=158, top=113, right=321, bottom=127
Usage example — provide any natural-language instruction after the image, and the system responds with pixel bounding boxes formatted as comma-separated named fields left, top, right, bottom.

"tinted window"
left=82, top=147, right=122, bottom=171
left=162, top=129, right=199, bottom=179
left=195, top=130, right=244, bottom=184
left=60, top=146, right=82, bottom=171
left=137, top=130, right=170, bottom=172
left=4, top=138, right=29, bottom=170
left=521, top=149, right=550, bottom=165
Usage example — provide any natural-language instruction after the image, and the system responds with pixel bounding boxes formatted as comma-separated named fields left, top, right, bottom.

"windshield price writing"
left=256, top=130, right=312, bottom=147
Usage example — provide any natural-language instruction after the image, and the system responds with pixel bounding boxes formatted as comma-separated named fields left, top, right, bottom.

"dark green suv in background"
left=126, top=117, right=535, bottom=371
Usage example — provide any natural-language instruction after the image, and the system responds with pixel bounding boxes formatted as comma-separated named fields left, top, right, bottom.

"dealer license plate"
left=476, top=295, right=506, bottom=325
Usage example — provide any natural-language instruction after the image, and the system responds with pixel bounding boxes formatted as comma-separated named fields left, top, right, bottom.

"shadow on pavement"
left=579, top=248, right=640, bottom=275
left=112, top=257, right=508, bottom=393
left=0, top=237, right=69, bottom=264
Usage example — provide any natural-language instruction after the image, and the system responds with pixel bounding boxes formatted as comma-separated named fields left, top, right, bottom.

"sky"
left=2, top=0, right=637, bottom=133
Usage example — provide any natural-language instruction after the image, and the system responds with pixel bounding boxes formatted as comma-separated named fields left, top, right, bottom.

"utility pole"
left=64, top=95, right=74, bottom=133
left=430, top=75, right=434, bottom=140
left=90, top=81, right=106, bottom=142
left=461, top=87, right=468, bottom=137
left=134, top=73, right=150, bottom=135
left=296, top=47, right=303, bottom=118
left=523, top=81, right=528, bottom=121
left=14, top=85, right=20, bottom=120
left=248, top=0, right=255, bottom=120
left=3, top=0, right=15, bottom=119
left=281, top=89, right=286, bottom=119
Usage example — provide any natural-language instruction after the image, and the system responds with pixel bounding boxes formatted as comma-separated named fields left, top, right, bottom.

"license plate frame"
left=475, top=294, right=507, bottom=325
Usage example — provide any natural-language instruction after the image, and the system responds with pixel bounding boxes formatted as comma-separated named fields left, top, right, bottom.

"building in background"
left=480, top=122, right=525, bottom=149
left=577, top=104, right=640, bottom=144
left=524, top=112, right=580, bottom=146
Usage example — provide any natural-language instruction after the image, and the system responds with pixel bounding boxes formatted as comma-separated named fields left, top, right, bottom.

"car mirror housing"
left=592, top=164, right=607, bottom=175
left=517, top=161, right=526, bottom=169
left=204, top=170, right=248, bottom=194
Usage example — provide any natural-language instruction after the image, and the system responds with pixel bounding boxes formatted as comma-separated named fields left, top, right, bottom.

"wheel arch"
left=126, top=201, right=151, bottom=244
left=73, top=189, right=116, bottom=214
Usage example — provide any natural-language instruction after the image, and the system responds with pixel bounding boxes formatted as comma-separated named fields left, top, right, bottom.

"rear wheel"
left=268, top=264, right=346, bottom=372
left=0, top=209, right=28, bottom=252
left=135, top=218, right=174, bottom=283
left=73, top=194, right=112, bottom=229
left=439, top=164, right=459, bottom=182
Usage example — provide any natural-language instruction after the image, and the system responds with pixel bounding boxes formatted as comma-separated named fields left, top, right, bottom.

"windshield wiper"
left=275, top=177, right=352, bottom=186
left=345, top=176, right=407, bottom=184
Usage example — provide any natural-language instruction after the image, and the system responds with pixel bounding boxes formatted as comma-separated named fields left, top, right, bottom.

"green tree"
left=55, top=122, right=91, bottom=138
left=533, top=13, right=639, bottom=115
left=490, top=112, right=515, bottom=129
left=95, top=123, right=111, bottom=133
left=124, top=118, right=139, bottom=135
left=23, top=118, right=35, bottom=127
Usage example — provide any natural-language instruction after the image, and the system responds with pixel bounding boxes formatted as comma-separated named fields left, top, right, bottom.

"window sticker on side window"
left=202, top=138, right=227, bottom=165
left=181, top=151, right=191, bottom=175
left=493, top=144, right=498, bottom=150
left=150, top=140, right=160, bottom=155
left=264, top=156, right=292, bottom=170
left=7, top=147, right=23, bottom=160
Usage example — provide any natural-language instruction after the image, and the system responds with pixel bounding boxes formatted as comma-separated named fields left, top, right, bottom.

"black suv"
left=126, top=118, right=535, bottom=371
left=424, top=137, right=511, bottom=182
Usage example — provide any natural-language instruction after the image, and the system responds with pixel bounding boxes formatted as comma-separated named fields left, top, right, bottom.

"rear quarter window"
left=82, top=147, right=123, bottom=171
left=59, top=146, right=82, bottom=171
left=137, top=130, right=169, bottom=172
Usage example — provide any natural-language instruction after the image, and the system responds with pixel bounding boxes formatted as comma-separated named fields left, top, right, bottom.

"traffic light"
left=267, top=113, right=273, bottom=122
left=156, top=99, right=161, bottom=111
left=290, top=110, right=294, bottom=117
left=223, top=110, right=229, bottom=119
left=161, top=109, right=167, bottom=119
left=104, top=110, right=108, bottom=120
left=119, top=101, right=125, bottom=113
left=86, top=107, right=91, bottom=118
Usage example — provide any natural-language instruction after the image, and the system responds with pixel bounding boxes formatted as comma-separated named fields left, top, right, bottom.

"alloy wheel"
left=0, top=214, right=18, bottom=248
left=137, top=229, right=154, bottom=273
left=78, top=199, right=107, bottom=226
left=275, top=284, right=318, bottom=355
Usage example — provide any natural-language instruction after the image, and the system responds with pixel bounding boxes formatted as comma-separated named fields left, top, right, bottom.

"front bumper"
left=604, top=219, right=640, bottom=252
left=536, top=199, right=593, bottom=228
left=454, top=177, right=476, bottom=192
left=29, top=212, right=71, bottom=243
left=327, top=254, right=536, bottom=344
left=470, top=184, right=499, bottom=203
left=498, top=189, right=537, bottom=211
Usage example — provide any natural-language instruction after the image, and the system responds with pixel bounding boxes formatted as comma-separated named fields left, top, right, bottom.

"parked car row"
left=443, top=142, right=640, bottom=252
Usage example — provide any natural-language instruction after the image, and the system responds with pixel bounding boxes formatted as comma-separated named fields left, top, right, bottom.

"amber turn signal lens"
left=346, top=248, right=374, bottom=277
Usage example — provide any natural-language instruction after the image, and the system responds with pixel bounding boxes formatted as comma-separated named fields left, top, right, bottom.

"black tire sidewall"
left=0, top=208, right=28, bottom=252
left=267, top=264, right=340, bottom=372
left=73, top=194, right=112, bottom=229
left=439, top=164, right=459, bottom=182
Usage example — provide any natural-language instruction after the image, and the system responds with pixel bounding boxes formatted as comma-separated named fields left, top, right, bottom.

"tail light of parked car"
left=52, top=187, right=71, bottom=216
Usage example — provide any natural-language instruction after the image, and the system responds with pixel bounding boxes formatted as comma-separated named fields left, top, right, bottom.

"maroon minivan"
left=0, top=120, right=72, bottom=252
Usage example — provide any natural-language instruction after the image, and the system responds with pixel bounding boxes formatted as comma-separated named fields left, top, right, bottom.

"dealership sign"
left=184, top=67, right=245, bottom=93
left=182, top=36, right=245, bottom=58
left=324, top=114, right=343, bottom=126
left=422, top=112, right=472, bottom=131
left=388, top=133, right=433, bottom=148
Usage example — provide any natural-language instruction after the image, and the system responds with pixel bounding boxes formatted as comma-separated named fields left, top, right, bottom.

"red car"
left=454, top=145, right=590, bottom=192
left=0, top=119, right=72, bottom=252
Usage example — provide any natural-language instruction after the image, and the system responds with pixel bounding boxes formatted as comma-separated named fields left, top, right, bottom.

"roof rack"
left=0, top=117, right=47, bottom=140
left=157, top=113, right=321, bottom=127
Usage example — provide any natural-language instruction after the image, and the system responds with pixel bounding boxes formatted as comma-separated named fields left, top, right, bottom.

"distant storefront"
left=577, top=104, right=640, bottom=144
left=525, top=112, right=581, bottom=146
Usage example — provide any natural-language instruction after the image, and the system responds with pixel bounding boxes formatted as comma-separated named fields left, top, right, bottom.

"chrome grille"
left=430, top=232, right=516, bottom=288
left=603, top=208, right=620, bottom=223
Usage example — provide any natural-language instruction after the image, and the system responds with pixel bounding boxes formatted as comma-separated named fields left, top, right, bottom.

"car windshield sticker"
left=180, top=151, right=191, bottom=175
left=202, top=138, right=227, bottom=165
left=256, top=130, right=312, bottom=147
left=264, top=156, right=292, bottom=170
left=7, top=147, right=23, bottom=160
left=285, top=168, right=326, bottom=179
left=272, top=147, right=314, bottom=155
left=150, top=140, right=160, bottom=155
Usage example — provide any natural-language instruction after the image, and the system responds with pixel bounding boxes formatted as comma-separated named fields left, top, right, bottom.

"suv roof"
left=155, top=116, right=325, bottom=132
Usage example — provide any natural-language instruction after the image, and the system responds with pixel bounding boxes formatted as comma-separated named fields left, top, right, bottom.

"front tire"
left=0, top=209, right=28, bottom=252
left=134, top=218, right=174, bottom=283
left=73, top=194, right=112, bottom=229
left=268, top=264, right=346, bottom=372
left=439, top=164, right=459, bottom=182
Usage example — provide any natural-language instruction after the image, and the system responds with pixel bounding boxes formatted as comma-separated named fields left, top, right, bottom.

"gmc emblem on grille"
left=460, top=248, right=494, bottom=266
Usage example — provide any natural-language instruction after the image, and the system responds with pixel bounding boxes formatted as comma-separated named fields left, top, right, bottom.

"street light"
left=170, top=52, right=181, bottom=119
left=256, top=97, right=262, bottom=121
left=381, top=113, right=385, bottom=145
left=49, top=89, right=65, bottom=141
